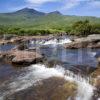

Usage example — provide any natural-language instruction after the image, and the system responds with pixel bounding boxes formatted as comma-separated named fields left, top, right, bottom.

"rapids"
left=0, top=64, right=94, bottom=100
left=0, top=36, right=99, bottom=100
left=30, top=36, right=72, bottom=46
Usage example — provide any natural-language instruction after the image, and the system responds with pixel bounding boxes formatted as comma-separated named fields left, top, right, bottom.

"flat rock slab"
left=0, top=50, right=43, bottom=66
left=64, top=34, right=100, bottom=49
left=12, top=50, right=43, bottom=65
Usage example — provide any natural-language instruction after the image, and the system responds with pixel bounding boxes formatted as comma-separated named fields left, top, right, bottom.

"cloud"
left=60, top=0, right=83, bottom=10
left=60, top=0, right=100, bottom=11
left=89, top=0, right=100, bottom=8
left=26, top=0, right=60, bottom=5
left=61, top=0, right=80, bottom=10
left=25, top=0, right=100, bottom=11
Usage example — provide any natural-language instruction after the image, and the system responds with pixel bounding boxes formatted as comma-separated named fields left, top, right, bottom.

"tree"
left=71, top=20, right=92, bottom=36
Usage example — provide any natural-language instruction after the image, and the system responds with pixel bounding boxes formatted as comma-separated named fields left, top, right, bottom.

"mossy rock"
left=5, top=77, right=77, bottom=100
left=91, top=67, right=100, bottom=78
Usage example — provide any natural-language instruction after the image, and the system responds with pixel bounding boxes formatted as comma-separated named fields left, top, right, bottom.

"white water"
left=30, top=38, right=72, bottom=46
left=43, top=38, right=72, bottom=45
left=88, top=51, right=97, bottom=57
left=0, top=64, right=95, bottom=100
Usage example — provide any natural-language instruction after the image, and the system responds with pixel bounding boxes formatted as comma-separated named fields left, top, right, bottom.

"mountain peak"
left=48, top=11, right=62, bottom=15
left=16, top=8, right=34, bottom=12
left=15, top=8, right=45, bottom=16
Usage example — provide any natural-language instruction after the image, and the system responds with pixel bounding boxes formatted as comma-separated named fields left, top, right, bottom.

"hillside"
left=0, top=8, right=100, bottom=35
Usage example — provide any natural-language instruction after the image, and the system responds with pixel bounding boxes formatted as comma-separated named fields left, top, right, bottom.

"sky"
left=0, top=0, right=100, bottom=17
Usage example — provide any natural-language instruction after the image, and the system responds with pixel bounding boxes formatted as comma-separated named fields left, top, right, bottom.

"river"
left=0, top=36, right=100, bottom=100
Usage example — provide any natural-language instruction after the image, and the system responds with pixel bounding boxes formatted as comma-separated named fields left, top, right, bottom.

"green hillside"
left=0, top=8, right=100, bottom=35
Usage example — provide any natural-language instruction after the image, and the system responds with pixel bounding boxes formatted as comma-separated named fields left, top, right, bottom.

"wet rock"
left=13, top=43, right=28, bottom=50
left=64, top=41, right=89, bottom=49
left=0, top=49, right=43, bottom=66
left=91, top=65, right=100, bottom=100
left=92, top=76, right=100, bottom=100
left=44, top=59, right=63, bottom=68
left=5, top=77, right=77, bottom=100
left=95, top=52, right=100, bottom=66
left=91, top=67, right=100, bottom=78
left=3, top=34, right=16, bottom=40
left=69, top=65, right=96, bottom=76
left=97, top=58, right=100, bottom=66
left=64, top=41, right=100, bottom=49
left=12, top=51, right=43, bottom=65
left=64, top=34, right=100, bottom=49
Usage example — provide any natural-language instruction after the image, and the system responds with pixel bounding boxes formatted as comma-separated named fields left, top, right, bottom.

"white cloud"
left=60, top=0, right=100, bottom=11
left=26, top=0, right=60, bottom=5
left=60, top=0, right=83, bottom=11
left=25, top=0, right=100, bottom=10
left=61, top=0, right=80, bottom=10
left=89, top=1, right=100, bottom=8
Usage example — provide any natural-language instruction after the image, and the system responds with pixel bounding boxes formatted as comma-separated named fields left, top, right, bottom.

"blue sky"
left=0, top=0, right=100, bottom=17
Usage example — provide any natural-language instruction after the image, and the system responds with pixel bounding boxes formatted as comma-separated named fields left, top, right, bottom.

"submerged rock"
left=5, top=77, right=77, bottom=100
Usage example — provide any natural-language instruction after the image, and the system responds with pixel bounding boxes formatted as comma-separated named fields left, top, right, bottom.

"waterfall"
left=0, top=64, right=95, bottom=100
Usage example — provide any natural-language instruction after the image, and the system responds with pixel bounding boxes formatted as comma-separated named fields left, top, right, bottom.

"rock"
left=64, top=41, right=89, bottom=49
left=0, top=35, right=4, bottom=39
left=91, top=64, right=100, bottom=100
left=5, top=77, right=77, bottom=100
left=91, top=67, right=100, bottom=78
left=97, top=58, right=100, bottom=66
left=44, top=59, right=63, bottom=68
left=64, top=34, right=100, bottom=49
left=12, top=50, right=43, bottom=65
left=64, top=40, right=100, bottom=49
left=0, top=49, right=43, bottom=66
left=3, top=34, right=16, bottom=40
left=13, top=43, right=28, bottom=50
left=10, top=37, right=25, bottom=44
left=95, top=52, right=100, bottom=66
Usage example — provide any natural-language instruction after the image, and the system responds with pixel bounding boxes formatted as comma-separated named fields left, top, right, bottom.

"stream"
left=0, top=36, right=100, bottom=100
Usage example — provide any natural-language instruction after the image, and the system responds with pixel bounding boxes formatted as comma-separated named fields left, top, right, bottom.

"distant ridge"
left=47, top=11, right=62, bottom=15
left=0, top=7, right=99, bottom=27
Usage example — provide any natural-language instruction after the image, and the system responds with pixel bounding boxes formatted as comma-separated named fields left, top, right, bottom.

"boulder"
left=95, top=52, right=100, bottom=66
left=91, top=67, right=100, bottom=100
left=64, top=41, right=89, bottom=49
left=10, top=37, right=25, bottom=44
left=0, top=49, right=43, bottom=66
left=11, top=50, right=43, bottom=65
left=13, top=43, right=28, bottom=50
left=64, top=35, right=100, bottom=49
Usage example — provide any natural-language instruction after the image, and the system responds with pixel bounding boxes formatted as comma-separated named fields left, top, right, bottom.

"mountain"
left=0, top=8, right=62, bottom=25
left=47, top=11, right=62, bottom=15
left=12, top=8, right=45, bottom=16
left=0, top=8, right=100, bottom=30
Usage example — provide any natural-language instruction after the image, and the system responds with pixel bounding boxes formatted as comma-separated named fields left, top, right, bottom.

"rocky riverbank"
left=64, top=34, right=100, bottom=49
left=0, top=35, right=54, bottom=45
